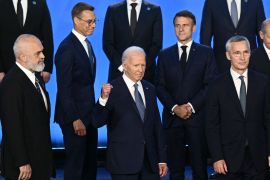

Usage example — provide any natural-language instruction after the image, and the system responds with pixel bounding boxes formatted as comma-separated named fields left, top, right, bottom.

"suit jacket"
left=249, top=46, right=270, bottom=77
left=103, top=0, right=162, bottom=82
left=0, top=65, right=54, bottom=179
left=0, top=0, right=53, bottom=73
left=156, top=42, right=217, bottom=128
left=205, top=70, right=270, bottom=172
left=92, top=77, right=166, bottom=174
left=54, top=32, right=96, bottom=126
left=200, top=0, right=265, bottom=73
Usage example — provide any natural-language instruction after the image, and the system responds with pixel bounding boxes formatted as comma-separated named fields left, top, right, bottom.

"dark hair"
left=173, top=10, right=196, bottom=25
left=71, top=2, right=94, bottom=19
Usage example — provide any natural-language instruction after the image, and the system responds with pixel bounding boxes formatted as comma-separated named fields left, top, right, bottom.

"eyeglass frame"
left=76, top=16, right=97, bottom=26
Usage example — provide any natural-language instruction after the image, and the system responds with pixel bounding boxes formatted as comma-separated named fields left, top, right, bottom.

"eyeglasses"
left=231, top=51, right=250, bottom=57
left=77, top=16, right=97, bottom=26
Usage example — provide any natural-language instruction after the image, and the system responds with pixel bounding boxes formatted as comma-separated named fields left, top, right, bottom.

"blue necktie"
left=231, top=0, right=238, bottom=28
left=239, top=76, right=246, bottom=116
left=85, top=39, right=94, bottom=73
left=134, top=83, right=145, bottom=121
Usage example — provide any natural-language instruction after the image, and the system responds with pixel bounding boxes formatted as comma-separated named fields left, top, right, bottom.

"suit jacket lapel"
left=245, top=70, right=255, bottom=119
left=142, top=81, right=150, bottom=122
left=226, top=72, right=245, bottom=118
left=133, top=2, right=147, bottom=38
left=120, top=1, right=133, bottom=38
left=5, top=0, right=21, bottom=29
left=185, top=42, right=197, bottom=73
left=220, top=0, right=236, bottom=29
left=237, top=0, right=248, bottom=28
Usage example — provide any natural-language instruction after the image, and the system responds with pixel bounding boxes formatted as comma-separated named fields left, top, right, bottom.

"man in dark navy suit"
left=92, top=46, right=167, bottom=180
left=54, top=2, right=97, bottom=180
left=156, top=10, right=217, bottom=180
left=249, top=19, right=270, bottom=77
left=206, top=35, right=270, bottom=179
left=200, top=0, right=266, bottom=73
left=103, top=0, right=163, bottom=83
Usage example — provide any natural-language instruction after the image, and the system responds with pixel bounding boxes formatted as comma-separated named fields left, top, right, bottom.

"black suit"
left=200, top=0, right=265, bottom=73
left=156, top=42, right=217, bottom=180
left=103, top=0, right=162, bottom=83
left=55, top=33, right=97, bottom=180
left=0, top=0, right=53, bottom=73
left=205, top=70, right=270, bottom=178
left=249, top=46, right=270, bottom=77
left=92, top=77, right=166, bottom=180
left=0, top=65, right=54, bottom=179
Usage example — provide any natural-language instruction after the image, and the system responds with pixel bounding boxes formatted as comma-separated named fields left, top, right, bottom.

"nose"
left=40, top=52, right=45, bottom=60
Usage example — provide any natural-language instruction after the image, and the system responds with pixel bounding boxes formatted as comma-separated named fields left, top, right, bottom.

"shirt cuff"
left=99, top=97, right=108, bottom=106
left=187, top=102, right=195, bottom=113
left=171, top=104, right=178, bottom=115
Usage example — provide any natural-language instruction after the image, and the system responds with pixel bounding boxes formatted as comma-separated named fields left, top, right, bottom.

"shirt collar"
left=123, top=73, right=142, bottom=89
left=72, top=29, right=87, bottom=43
left=230, top=67, right=248, bottom=81
left=127, top=0, right=142, bottom=6
left=177, top=40, right=193, bottom=49
left=16, top=62, right=36, bottom=84
left=263, top=43, right=270, bottom=55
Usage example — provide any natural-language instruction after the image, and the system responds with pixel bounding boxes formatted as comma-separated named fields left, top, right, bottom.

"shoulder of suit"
left=143, top=1, right=160, bottom=8
left=160, top=44, right=177, bottom=54
left=141, top=80, right=155, bottom=90
left=109, top=1, right=125, bottom=9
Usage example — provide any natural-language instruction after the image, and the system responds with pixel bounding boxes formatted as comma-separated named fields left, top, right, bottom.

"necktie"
left=17, top=0, right=23, bottom=28
left=180, top=46, right=187, bottom=71
left=85, top=39, right=94, bottom=73
left=130, top=3, right=137, bottom=35
left=35, top=77, right=42, bottom=95
left=231, top=0, right=238, bottom=28
left=239, top=76, right=246, bottom=116
left=134, top=83, right=145, bottom=121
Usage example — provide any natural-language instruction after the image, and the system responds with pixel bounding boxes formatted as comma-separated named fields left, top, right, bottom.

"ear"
left=226, top=51, right=231, bottom=61
left=73, top=17, right=80, bottom=26
left=259, top=30, right=264, bottom=40
left=192, top=25, right=196, bottom=33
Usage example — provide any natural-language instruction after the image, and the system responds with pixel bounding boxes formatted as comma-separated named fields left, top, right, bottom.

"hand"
left=268, top=156, right=270, bottom=167
left=101, top=83, right=112, bottom=99
left=40, top=71, right=51, bottom=83
left=213, top=159, right=228, bottom=175
left=173, top=104, right=192, bottom=119
left=73, top=119, right=86, bottom=136
left=18, top=164, right=32, bottom=180
left=159, top=163, right=168, bottom=177
left=0, top=72, right=5, bottom=82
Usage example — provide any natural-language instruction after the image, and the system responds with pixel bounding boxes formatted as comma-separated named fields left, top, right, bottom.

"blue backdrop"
left=0, top=0, right=269, bottom=148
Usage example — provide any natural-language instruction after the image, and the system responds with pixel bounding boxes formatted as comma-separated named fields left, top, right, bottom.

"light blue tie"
left=134, top=83, right=145, bottom=121
left=231, top=0, right=238, bottom=28
left=239, top=76, right=246, bottom=116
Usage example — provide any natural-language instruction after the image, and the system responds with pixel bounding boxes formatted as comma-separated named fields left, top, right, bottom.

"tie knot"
left=239, top=75, right=244, bottom=81
left=181, top=45, right=187, bottom=51
left=131, top=3, right=137, bottom=8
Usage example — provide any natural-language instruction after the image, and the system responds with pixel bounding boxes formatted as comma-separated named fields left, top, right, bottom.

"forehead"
left=230, top=41, right=249, bottom=51
left=127, top=52, right=145, bottom=63
left=174, top=16, right=193, bottom=24
left=80, top=10, right=95, bottom=19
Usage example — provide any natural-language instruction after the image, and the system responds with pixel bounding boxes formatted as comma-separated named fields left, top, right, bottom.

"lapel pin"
left=147, top=7, right=151, bottom=11
left=32, top=1, right=36, bottom=5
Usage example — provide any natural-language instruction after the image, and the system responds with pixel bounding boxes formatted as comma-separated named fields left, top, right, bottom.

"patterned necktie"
left=85, top=39, right=94, bottom=73
left=130, top=3, right=137, bottom=35
left=35, top=77, right=42, bottom=95
left=134, top=83, right=145, bottom=121
left=180, top=45, right=187, bottom=71
left=17, top=0, right=23, bottom=28
left=239, top=76, right=246, bottom=116
left=231, top=0, right=238, bottom=28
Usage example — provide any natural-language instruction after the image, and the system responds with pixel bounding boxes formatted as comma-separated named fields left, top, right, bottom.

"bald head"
left=13, top=34, right=45, bottom=72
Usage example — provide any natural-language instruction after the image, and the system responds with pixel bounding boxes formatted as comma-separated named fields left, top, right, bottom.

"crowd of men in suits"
left=0, top=0, right=270, bottom=180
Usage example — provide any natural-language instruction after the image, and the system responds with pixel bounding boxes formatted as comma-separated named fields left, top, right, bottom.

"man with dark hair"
left=249, top=19, right=270, bottom=77
left=0, top=34, right=54, bottom=180
left=206, top=35, right=270, bottom=179
left=0, top=0, right=54, bottom=83
left=156, top=10, right=217, bottom=180
left=93, top=46, right=167, bottom=180
left=54, top=2, right=97, bottom=180
left=103, top=0, right=163, bottom=83
left=200, top=0, right=266, bottom=73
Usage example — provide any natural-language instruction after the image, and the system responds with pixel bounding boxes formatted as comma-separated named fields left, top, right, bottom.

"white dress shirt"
left=263, top=43, right=270, bottom=61
left=227, top=0, right=241, bottom=21
left=126, top=0, right=142, bottom=25
left=230, top=68, right=248, bottom=98
left=99, top=73, right=146, bottom=107
left=13, top=0, right=28, bottom=26
left=16, top=62, right=48, bottom=110
left=72, top=29, right=90, bottom=57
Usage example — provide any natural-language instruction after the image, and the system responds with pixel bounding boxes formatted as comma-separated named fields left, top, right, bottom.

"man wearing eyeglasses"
left=205, top=35, right=270, bottom=179
left=54, top=2, right=97, bottom=180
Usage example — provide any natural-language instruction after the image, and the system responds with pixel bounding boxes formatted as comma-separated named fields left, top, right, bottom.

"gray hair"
left=122, top=46, right=146, bottom=64
left=261, top=19, right=270, bottom=34
left=13, top=34, right=40, bottom=59
left=225, top=35, right=250, bottom=52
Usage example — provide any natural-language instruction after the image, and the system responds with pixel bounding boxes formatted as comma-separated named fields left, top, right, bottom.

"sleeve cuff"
left=187, top=102, right=195, bottom=113
left=99, top=97, right=108, bottom=106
